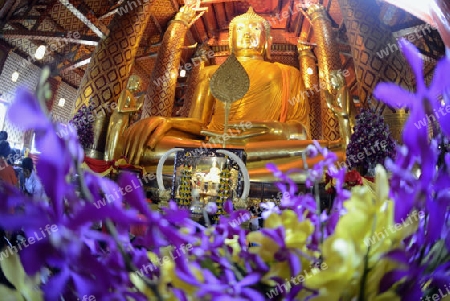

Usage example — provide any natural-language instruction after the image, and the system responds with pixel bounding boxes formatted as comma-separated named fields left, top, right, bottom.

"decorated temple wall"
left=0, top=52, right=42, bottom=148
left=0, top=52, right=77, bottom=148
left=74, top=1, right=154, bottom=156
left=51, top=81, right=78, bottom=124
left=75, top=1, right=154, bottom=112
left=336, top=0, right=417, bottom=141
left=337, top=0, right=413, bottom=101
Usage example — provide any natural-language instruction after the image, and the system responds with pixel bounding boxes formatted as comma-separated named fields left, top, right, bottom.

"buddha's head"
left=229, top=7, right=271, bottom=60
left=127, top=75, right=141, bottom=92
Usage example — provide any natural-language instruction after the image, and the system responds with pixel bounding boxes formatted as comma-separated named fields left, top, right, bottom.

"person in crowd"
left=0, top=141, right=18, bottom=187
left=0, top=131, right=20, bottom=165
left=0, top=131, right=7, bottom=141
left=22, top=157, right=45, bottom=199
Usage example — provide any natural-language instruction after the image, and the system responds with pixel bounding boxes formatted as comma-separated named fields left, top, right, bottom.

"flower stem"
left=358, top=245, right=370, bottom=301
left=105, top=219, right=163, bottom=301
left=314, top=182, right=324, bottom=245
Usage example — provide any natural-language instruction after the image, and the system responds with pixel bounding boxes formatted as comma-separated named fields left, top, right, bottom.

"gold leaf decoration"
left=209, top=53, right=250, bottom=104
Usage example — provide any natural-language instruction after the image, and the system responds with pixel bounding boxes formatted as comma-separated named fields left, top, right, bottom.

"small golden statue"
left=105, top=75, right=144, bottom=161
left=325, top=71, right=353, bottom=146
left=120, top=7, right=345, bottom=182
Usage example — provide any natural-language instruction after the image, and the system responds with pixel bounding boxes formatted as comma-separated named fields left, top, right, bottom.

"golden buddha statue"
left=121, top=6, right=346, bottom=182
left=325, top=71, right=354, bottom=146
left=105, top=75, right=144, bottom=161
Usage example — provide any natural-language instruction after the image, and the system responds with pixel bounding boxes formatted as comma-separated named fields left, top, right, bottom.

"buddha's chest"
left=211, top=62, right=285, bottom=119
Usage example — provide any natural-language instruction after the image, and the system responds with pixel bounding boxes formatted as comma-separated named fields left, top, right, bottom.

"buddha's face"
left=232, top=21, right=266, bottom=58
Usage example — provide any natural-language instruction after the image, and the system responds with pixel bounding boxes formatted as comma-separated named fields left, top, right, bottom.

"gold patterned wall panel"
left=75, top=1, right=154, bottom=110
left=178, top=61, right=202, bottom=117
left=307, top=4, right=341, bottom=141
left=74, top=0, right=154, bottom=156
left=136, top=57, right=156, bottom=91
left=142, top=19, right=194, bottom=117
left=84, top=0, right=110, bottom=16
left=336, top=0, right=414, bottom=141
left=299, top=45, right=322, bottom=140
left=234, top=0, right=278, bottom=14
left=270, top=54, right=299, bottom=69
left=328, top=0, right=343, bottom=25
left=150, top=0, right=177, bottom=25
left=210, top=44, right=300, bottom=68
left=61, top=68, right=83, bottom=88
left=337, top=0, right=412, bottom=103
left=49, top=3, right=86, bottom=32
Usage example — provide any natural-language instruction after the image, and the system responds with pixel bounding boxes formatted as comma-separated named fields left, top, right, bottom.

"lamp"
left=58, top=98, right=66, bottom=107
left=35, top=45, right=46, bottom=60
left=11, top=71, right=19, bottom=82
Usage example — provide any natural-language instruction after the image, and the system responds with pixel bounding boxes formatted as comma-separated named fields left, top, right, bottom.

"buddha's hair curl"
left=229, top=7, right=271, bottom=53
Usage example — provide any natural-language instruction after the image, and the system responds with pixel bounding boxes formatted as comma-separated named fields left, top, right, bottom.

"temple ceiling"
left=0, top=0, right=446, bottom=91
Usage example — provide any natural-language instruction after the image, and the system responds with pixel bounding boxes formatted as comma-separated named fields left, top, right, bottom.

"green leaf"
left=39, top=67, right=50, bottom=86
left=45, top=89, right=52, bottom=101
left=0, top=284, right=24, bottom=301
left=423, top=240, right=449, bottom=272
left=199, top=258, right=220, bottom=276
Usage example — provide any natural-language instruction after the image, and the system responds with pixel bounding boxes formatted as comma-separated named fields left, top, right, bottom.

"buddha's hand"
left=174, top=5, right=197, bottom=25
left=123, top=116, right=172, bottom=164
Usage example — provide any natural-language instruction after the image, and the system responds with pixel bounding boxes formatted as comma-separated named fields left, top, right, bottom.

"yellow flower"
left=304, top=165, right=412, bottom=300
left=247, top=210, right=315, bottom=282
left=304, top=234, right=362, bottom=299
left=370, top=291, right=401, bottom=301
left=130, top=250, right=205, bottom=300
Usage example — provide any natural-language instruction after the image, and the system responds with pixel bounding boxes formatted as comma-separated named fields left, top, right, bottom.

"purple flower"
left=374, top=39, right=450, bottom=157
left=195, top=269, right=264, bottom=301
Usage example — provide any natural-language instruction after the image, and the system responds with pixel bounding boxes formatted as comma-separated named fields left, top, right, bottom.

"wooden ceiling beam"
left=9, top=15, right=40, bottom=21
left=169, top=0, right=179, bottom=11
left=0, top=30, right=99, bottom=45
left=224, top=1, right=235, bottom=22
left=57, top=54, right=91, bottom=73
left=0, top=0, right=21, bottom=28
left=19, top=0, right=40, bottom=19
left=0, top=0, right=16, bottom=20
left=31, top=0, right=58, bottom=30
left=192, top=17, right=209, bottom=43
left=4, top=22, right=70, bottom=74
left=98, top=0, right=125, bottom=20
left=214, top=3, right=228, bottom=29
left=202, top=4, right=219, bottom=39
left=58, top=0, right=109, bottom=38
left=286, top=0, right=295, bottom=31
left=150, top=13, right=162, bottom=34
left=294, top=13, right=303, bottom=36
left=200, top=0, right=240, bottom=4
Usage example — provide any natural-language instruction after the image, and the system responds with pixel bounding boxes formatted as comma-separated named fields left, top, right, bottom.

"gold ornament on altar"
left=209, top=53, right=249, bottom=104
left=209, top=53, right=250, bottom=147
